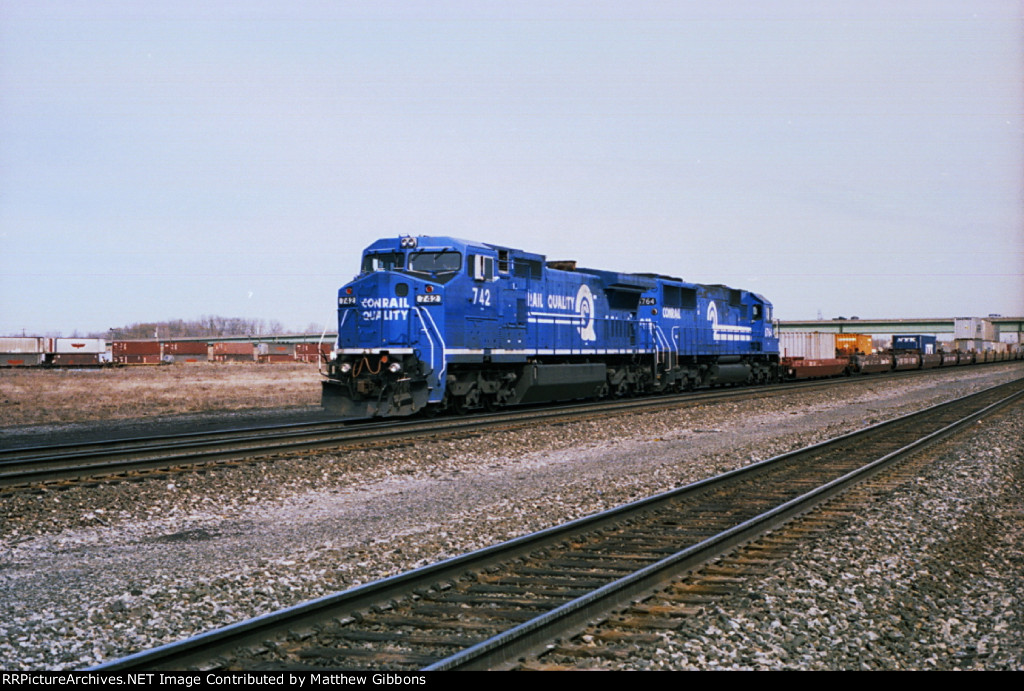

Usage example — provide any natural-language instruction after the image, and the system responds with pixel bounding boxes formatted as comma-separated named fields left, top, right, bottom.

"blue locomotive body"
left=322, top=236, right=779, bottom=416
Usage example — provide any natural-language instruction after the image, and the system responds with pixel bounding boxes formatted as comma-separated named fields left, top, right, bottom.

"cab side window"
left=471, top=255, right=495, bottom=281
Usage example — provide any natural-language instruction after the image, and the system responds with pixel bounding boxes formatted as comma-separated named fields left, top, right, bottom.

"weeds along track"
left=91, top=377, right=1024, bottom=671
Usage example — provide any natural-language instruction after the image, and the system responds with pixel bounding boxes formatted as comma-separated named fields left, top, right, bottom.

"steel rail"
left=6, top=359, right=1020, bottom=469
left=0, top=373, right=911, bottom=489
left=88, top=377, right=1024, bottom=672
left=427, top=381, right=1024, bottom=670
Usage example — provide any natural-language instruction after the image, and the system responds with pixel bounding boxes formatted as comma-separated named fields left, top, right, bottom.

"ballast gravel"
left=592, top=402, right=1024, bottom=671
left=0, top=364, right=1022, bottom=670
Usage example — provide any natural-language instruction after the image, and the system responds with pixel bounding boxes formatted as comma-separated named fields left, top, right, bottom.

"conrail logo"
left=576, top=284, right=596, bottom=341
left=707, top=301, right=752, bottom=342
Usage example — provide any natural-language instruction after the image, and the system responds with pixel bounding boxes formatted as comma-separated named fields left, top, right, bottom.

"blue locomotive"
left=322, top=235, right=779, bottom=416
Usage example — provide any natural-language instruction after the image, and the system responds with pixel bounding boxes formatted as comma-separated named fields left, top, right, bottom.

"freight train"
left=321, top=236, right=1022, bottom=417
left=0, top=339, right=329, bottom=367
left=779, top=332, right=1019, bottom=380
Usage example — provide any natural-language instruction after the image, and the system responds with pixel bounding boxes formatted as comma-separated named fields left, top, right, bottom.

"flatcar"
left=780, top=332, right=1022, bottom=380
left=322, top=236, right=779, bottom=417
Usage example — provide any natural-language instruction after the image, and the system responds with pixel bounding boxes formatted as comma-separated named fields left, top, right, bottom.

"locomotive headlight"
left=388, top=361, right=403, bottom=373
left=339, top=362, right=352, bottom=373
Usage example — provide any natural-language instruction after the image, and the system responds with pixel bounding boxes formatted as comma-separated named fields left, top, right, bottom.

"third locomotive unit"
left=321, top=235, right=778, bottom=416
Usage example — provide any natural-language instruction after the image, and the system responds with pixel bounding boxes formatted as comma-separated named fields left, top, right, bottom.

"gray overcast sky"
left=2, top=0, right=1021, bottom=335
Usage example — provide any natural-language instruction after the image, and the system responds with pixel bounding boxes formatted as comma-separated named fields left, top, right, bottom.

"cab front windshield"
left=408, top=250, right=461, bottom=277
left=362, top=252, right=404, bottom=273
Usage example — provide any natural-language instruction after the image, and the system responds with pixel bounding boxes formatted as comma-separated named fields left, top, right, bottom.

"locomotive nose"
left=327, top=270, right=442, bottom=417
left=348, top=274, right=414, bottom=348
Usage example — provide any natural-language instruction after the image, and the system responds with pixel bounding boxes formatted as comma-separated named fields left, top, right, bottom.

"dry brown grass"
left=0, top=363, right=322, bottom=426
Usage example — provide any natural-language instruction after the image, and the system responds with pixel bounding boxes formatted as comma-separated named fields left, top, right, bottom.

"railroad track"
left=515, top=459, right=939, bottom=670
left=0, top=372, right=932, bottom=491
left=91, top=377, right=1024, bottom=671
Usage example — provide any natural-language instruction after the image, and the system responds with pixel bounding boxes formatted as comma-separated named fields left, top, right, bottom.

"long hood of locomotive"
left=332, top=268, right=778, bottom=361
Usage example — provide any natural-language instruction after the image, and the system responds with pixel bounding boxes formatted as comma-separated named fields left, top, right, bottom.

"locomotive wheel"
left=463, top=389, right=481, bottom=411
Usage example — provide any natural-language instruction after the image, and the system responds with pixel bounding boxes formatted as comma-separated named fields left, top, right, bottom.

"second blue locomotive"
left=322, top=235, right=779, bottom=416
